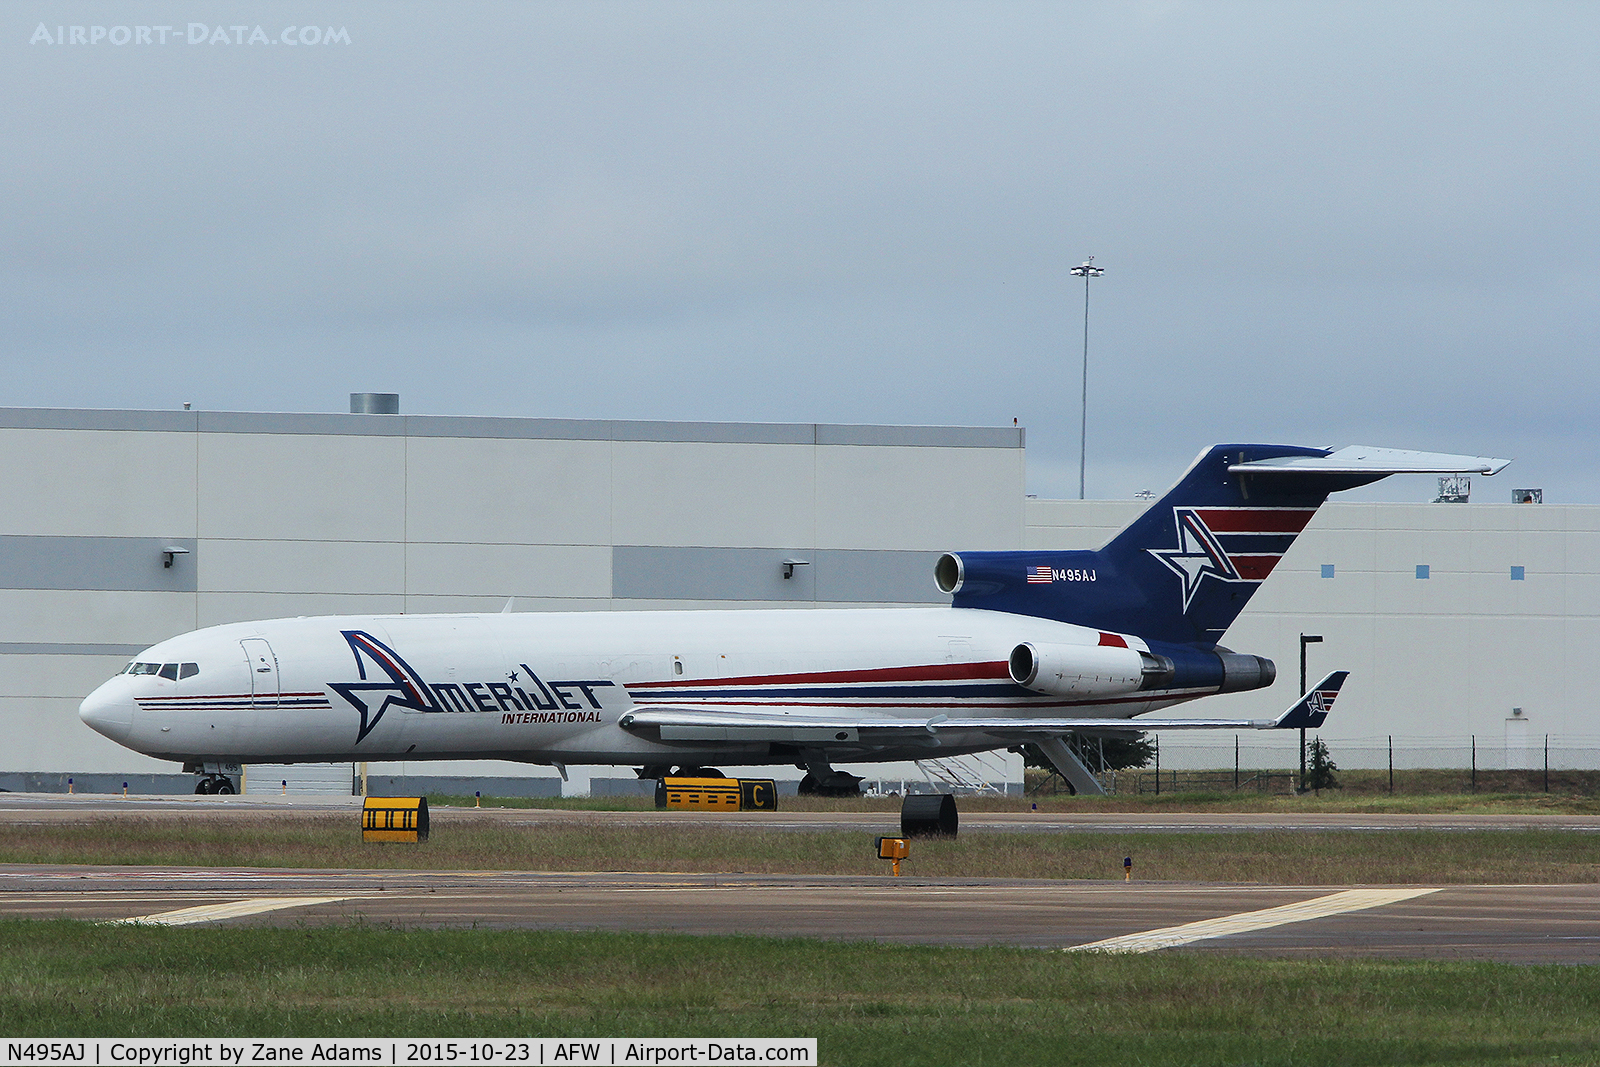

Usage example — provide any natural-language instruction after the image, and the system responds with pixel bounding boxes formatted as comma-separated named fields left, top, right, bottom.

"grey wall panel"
left=812, top=549, right=947, bottom=603
left=0, top=408, right=197, bottom=432
left=404, top=437, right=613, bottom=545
left=405, top=543, right=611, bottom=598
left=0, top=536, right=197, bottom=592
left=0, top=696, right=175, bottom=773
left=0, top=652, right=138, bottom=704
left=407, top=416, right=614, bottom=441
left=0, top=428, right=199, bottom=537
left=815, top=445, right=1024, bottom=550
left=610, top=420, right=816, bottom=445
left=816, top=424, right=1024, bottom=449
left=196, top=592, right=406, bottom=629
left=0, top=642, right=147, bottom=656
left=0, top=590, right=196, bottom=646
left=609, top=441, right=819, bottom=548
left=197, top=433, right=406, bottom=541
left=613, top=546, right=946, bottom=603
left=200, top=539, right=406, bottom=596
left=613, top=546, right=818, bottom=602
left=197, top=410, right=407, bottom=436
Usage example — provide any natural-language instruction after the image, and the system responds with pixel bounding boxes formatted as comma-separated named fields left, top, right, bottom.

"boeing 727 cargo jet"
left=79, top=443, right=1507, bottom=795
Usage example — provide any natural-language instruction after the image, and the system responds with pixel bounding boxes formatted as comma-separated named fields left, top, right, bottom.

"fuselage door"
left=241, top=638, right=280, bottom=708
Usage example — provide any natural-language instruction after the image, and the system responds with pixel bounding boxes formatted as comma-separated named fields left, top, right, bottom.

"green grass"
left=2, top=920, right=1599, bottom=1065
left=428, top=771, right=1600, bottom=815
left=3, top=818, right=1600, bottom=883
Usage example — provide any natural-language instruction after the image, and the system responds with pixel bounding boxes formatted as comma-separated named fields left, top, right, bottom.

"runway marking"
left=1069, top=887, right=1441, bottom=953
left=110, top=896, right=355, bottom=926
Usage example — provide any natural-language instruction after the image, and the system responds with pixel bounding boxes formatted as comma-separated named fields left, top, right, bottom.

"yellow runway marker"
left=1070, top=887, right=1440, bottom=954
left=110, top=896, right=355, bottom=926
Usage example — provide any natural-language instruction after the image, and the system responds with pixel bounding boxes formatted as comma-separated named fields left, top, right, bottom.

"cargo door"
left=241, top=638, right=280, bottom=708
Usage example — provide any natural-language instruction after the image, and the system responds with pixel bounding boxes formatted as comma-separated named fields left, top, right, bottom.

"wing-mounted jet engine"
left=1006, top=639, right=1174, bottom=699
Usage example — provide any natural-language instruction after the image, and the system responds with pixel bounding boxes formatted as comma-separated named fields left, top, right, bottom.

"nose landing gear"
left=184, top=762, right=242, bottom=796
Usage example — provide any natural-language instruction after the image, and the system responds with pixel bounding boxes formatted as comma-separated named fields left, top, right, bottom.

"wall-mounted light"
left=162, top=546, right=190, bottom=569
left=781, top=558, right=810, bottom=580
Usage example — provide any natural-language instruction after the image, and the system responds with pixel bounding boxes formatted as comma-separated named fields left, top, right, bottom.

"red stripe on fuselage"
left=629, top=661, right=1011, bottom=690
left=1194, top=508, right=1316, bottom=533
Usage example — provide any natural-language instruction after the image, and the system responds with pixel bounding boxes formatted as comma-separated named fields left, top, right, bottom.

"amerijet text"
left=427, top=666, right=615, bottom=719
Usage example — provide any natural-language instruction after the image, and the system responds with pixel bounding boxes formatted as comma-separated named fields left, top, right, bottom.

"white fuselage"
left=79, top=606, right=1193, bottom=770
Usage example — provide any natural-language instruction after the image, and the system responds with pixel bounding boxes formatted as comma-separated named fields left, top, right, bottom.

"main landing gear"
left=194, top=775, right=236, bottom=795
left=796, top=760, right=863, bottom=797
left=635, top=765, right=727, bottom=780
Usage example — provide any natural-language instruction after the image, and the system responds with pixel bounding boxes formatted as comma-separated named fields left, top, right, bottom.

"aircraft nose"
left=79, top=677, right=135, bottom=745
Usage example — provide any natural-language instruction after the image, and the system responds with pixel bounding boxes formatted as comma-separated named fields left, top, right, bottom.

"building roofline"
left=0, top=407, right=1024, bottom=449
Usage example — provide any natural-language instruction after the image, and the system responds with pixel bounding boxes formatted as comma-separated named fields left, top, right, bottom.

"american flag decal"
left=1026, top=566, right=1053, bottom=584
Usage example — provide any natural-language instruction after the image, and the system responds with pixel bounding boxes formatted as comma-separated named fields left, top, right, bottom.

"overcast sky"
left=6, top=2, right=1595, bottom=502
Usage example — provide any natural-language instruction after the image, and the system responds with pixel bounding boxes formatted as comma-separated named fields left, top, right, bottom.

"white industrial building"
left=1, top=403, right=1593, bottom=792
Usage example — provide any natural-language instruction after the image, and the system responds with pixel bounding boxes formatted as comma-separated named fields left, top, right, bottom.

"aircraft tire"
left=193, top=780, right=209, bottom=794
left=797, top=773, right=818, bottom=796
left=215, top=779, right=235, bottom=795
left=196, top=777, right=217, bottom=794
left=675, top=766, right=726, bottom=779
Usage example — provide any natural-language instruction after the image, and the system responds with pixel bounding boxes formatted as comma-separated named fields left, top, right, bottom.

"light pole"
left=1299, top=633, right=1323, bottom=792
left=1069, top=258, right=1104, bottom=500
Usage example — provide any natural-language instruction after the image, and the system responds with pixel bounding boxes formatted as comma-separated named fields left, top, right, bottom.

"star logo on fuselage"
left=1148, top=508, right=1246, bottom=612
left=328, top=630, right=439, bottom=742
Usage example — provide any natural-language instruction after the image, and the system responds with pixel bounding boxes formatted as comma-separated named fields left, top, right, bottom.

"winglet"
left=1272, top=671, right=1349, bottom=729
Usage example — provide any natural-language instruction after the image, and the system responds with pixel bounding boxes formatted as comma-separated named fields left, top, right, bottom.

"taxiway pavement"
left=1, top=864, right=1596, bottom=963
left=4, top=794, right=1595, bottom=962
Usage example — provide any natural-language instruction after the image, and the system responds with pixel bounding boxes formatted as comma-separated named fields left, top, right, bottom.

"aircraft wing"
left=618, top=672, right=1349, bottom=742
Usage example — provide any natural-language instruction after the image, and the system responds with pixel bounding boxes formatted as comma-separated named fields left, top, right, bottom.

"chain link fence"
left=1027, top=734, right=1600, bottom=796
left=1147, top=734, right=1600, bottom=772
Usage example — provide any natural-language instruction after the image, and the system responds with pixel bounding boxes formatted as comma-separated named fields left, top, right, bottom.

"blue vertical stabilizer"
left=939, top=443, right=1482, bottom=647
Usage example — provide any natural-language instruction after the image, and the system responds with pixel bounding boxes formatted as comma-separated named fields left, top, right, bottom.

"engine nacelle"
left=1009, top=641, right=1174, bottom=700
left=1217, top=650, right=1276, bottom=693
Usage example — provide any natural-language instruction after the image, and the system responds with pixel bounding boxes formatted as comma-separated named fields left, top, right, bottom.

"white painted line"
left=1069, top=887, right=1441, bottom=953
left=110, top=896, right=355, bottom=926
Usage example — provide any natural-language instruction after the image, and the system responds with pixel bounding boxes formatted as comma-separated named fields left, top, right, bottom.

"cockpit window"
left=121, top=660, right=199, bottom=679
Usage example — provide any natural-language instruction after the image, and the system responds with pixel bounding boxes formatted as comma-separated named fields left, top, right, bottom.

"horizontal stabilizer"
left=1272, top=671, right=1348, bottom=730
left=1230, top=446, right=1509, bottom=476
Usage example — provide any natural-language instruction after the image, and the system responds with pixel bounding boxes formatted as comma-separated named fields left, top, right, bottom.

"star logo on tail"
left=1148, top=508, right=1246, bottom=612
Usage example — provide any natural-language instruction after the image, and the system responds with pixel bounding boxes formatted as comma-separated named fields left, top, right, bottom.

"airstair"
left=914, top=751, right=1009, bottom=796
